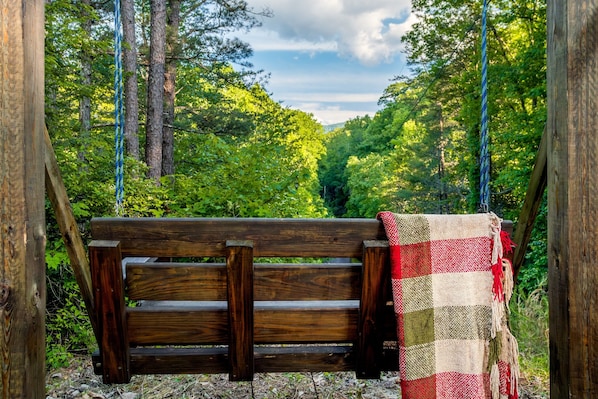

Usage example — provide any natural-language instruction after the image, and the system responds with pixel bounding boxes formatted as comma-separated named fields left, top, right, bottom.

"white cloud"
left=243, top=29, right=338, bottom=52
left=282, top=92, right=381, bottom=103
left=246, top=0, right=414, bottom=66
left=296, top=105, right=374, bottom=125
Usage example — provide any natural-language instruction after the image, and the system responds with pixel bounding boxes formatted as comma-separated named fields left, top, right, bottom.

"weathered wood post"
left=0, top=0, right=46, bottom=397
left=547, top=0, right=598, bottom=397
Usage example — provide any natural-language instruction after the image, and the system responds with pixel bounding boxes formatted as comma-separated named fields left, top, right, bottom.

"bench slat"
left=126, top=263, right=227, bottom=301
left=127, top=307, right=229, bottom=345
left=127, top=304, right=361, bottom=345
left=255, top=306, right=358, bottom=343
left=92, top=345, right=402, bottom=376
left=91, top=217, right=386, bottom=258
left=126, top=263, right=361, bottom=302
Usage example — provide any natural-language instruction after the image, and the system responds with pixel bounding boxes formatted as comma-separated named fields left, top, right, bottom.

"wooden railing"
left=89, top=217, right=395, bottom=384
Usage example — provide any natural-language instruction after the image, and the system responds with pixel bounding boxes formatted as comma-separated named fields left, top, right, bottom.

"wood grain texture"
left=126, top=263, right=228, bottom=301
left=226, top=241, right=254, bottom=381
left=91, top=217, right=387, bottom=258
left=356, top=241, right=390, bottom=379
left=127, top=307, right=229, bottom=345
left=126, top=262, right=361, bottom=301
left=1, top=0, right=46, bottom=397
left=90, top=241, right=131, bottom=383
left=254, top=263, right=361, bottom=301
left=254, top=306, right=358, bottom=343
left=548, top=0, right=598, bottom=397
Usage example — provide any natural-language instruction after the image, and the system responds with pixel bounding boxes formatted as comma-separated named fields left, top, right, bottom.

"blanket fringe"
left=491, top=363, right=500, bottom=399
left=503, top=329, right=520, bottom=399
left=491, top=214, right=519, bottom=399
left=490, top=213, right=504, bottom=337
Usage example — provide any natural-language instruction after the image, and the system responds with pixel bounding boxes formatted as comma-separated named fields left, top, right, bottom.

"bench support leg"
left=226, top=240, right=255, bottom=381
left=90, top=240, right=131, bottom=383
left=356, top=240, right=390, bottom=379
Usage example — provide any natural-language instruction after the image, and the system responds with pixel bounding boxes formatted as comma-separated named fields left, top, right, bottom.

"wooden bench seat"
left=89, top=217, right=512, bottom=384
left=89, top=217, right=394, bottom=383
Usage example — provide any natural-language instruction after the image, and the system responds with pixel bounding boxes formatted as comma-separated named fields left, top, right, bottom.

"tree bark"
left=0, top=0, right=46, bottom=396
left=145, top=0, right=167, bottom=183
left=79, top=0, right=92, bottom=163
left=122, top=0, right=140, bottom=159
left=162, top=0, right=181, bottom=176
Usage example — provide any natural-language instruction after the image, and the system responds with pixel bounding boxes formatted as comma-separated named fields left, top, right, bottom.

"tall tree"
left=145, top=0, right=167, bottom=182
left=79, top=0, right=92, bottom=157
left=162, top=0, right=181, bottom=176
left=122, top=0, right=140, bottom=159
left=157, top=0, right=269, bottom=176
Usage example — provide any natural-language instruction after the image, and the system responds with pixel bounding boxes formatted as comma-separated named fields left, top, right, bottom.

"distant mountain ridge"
left=324, top=122, right=345, bottom=132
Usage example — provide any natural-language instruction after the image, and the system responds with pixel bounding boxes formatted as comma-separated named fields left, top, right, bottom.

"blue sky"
left=242, top=0, right=416, bottom=125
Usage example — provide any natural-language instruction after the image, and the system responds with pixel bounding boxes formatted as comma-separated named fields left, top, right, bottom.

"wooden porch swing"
left=42, top=0, right=540, bottom=386
left=46, top=125, right=523, bottom=385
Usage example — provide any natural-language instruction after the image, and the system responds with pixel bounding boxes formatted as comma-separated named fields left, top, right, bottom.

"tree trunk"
left=0, top=0, right=46, bottom=396
left=162, top=0, right=181, bottom=176
left=79, top=0, right=92, bottom=163
left=122, top=0, right=140, bottom=159
left=437, top=104, right=447, bottom=214
left=145, top=0, right=167, bottom=183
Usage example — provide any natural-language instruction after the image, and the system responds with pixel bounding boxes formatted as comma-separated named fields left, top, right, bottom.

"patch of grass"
left=509, top=278, right=549, bottom=397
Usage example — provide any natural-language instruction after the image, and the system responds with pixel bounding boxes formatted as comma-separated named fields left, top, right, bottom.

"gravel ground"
left=46, top=356, right=548, bottom=399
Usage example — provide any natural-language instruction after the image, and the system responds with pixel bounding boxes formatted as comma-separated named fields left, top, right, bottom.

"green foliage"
left=315, top=0, right=549, bottom=385
left=344, top=153, right=399, bottom=218
left=167, top=79, right=327, bottom=218
left=509, top=282, right=549, bottom=390
left=44, top=0, right=548, bottom=382
left=44, top=0, right=328, bottom=365
left=318, top=127, right=354, bottom=217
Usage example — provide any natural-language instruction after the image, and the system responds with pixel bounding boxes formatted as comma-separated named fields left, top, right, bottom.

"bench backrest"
left=89, top=217, right=394, bottom=383
left=89, top=217, right=513, bottom=384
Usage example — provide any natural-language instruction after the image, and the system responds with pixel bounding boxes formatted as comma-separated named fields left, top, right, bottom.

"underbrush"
left=509, top=278, right=549, bottom=397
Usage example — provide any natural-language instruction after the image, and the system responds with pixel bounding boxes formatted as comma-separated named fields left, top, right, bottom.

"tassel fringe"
left=490, top=363, right=500, bottom=399
left=488, top=213, right=519, bottom=399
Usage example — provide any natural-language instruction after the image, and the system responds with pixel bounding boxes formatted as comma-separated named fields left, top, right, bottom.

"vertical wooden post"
left=0, top=0, right=46, bottom=397
left=226, top=240, right=254, bottom=381
left=90, top=241, right=131, bottom=384
left=356, top=240, right=389, bottom=379
left=547, top=0, right=598, bottom=397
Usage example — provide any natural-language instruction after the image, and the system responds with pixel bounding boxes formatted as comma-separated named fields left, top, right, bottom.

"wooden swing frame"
left=3, top=0, right=598, bottom=396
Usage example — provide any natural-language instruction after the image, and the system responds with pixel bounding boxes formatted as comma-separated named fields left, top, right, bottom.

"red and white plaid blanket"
left=377, top=212, right=519, bottom=399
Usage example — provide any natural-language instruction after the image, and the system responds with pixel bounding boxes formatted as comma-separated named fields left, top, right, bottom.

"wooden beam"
left=356, top=240, right=389, bottom=379
left=90, top=241, right=130, bottom=384
left=44, top=126, right=98, bottom=340
left=512, top=126, right=547, bottom=281
left=0, top=0, right=46, bottom=397
left=226, top=240, right=254, bottom=381
left=547, top=0, right=598, bottom=397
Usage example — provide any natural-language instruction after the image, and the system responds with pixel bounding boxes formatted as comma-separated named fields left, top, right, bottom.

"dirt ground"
left=46, top=356, right=548, bottom=399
